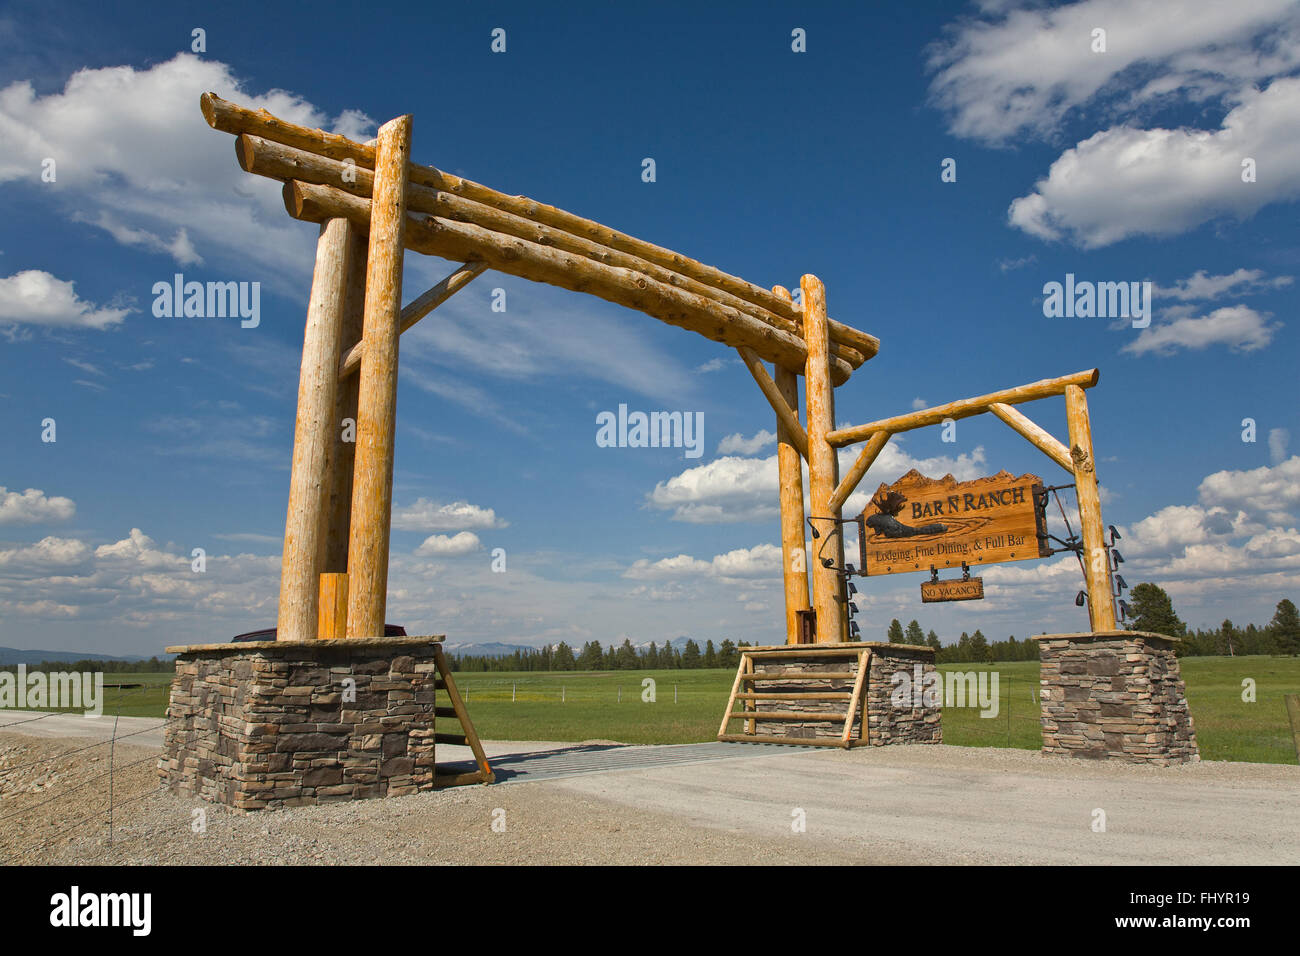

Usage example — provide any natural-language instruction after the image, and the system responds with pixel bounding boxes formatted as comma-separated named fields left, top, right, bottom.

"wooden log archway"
left=825, top=368, right=1118, bottom=631
left=202, top=93, right=879, bottom=645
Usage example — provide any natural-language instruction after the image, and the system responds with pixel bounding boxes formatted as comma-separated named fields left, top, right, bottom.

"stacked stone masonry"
left=1036, top=630, right=1198, bottom=765
left=158, top=637, right=440, bottom=811
left=750, top=643, right=942, bottom=745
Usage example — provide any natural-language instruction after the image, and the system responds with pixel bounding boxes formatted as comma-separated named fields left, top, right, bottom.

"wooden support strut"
left=431, top=644, right=494, bottom=787
left=829, top=430, right=890, bottom=515
left=802, top=274, right=846, bottom=644
left=988, top=402, right=1073, bottom=473
left=277, top=217, right=360, bottom=642
left=202, top=93, right=879, bottom=362
left=338, top=261, right=486, bottom=379
left=284, top=179, right=855, bottom=386
left=345, top=115, right=412, bottom=638
left=736, top=345, right=807, bottom=459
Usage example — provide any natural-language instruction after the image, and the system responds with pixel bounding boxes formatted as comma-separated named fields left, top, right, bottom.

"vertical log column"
left=1065, top=384, right=1115, bottom=629
left=772, top=286, right=810, bottom=644
left=277, top=217, right=361, bottom=641
left=321, top=226, right=368, bottom=574
left=801, top=274, right=846, bottom=644
left=346, top=115, right=413, bottom=638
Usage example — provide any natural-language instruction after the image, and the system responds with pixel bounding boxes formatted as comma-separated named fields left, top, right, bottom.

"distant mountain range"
left=442, top=642, right=540, bottom=658
left=442, top=638, right=698, bottom=658
left=0, top=647, right=155, bottom=666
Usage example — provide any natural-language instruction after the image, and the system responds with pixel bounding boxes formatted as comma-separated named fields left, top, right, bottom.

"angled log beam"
left=285, top=179, right=855, bottom=386
left=345, top=114, right=412, bottom=639
left=829, top=430, right=890, bottom=515
left=203, top=93, right=878, bottom=360
left=826, top=369, right=1100, bottom=447
left=736, top=345, right=807, bottom=459
left=988, top=402, right=1073, bottom=474
left=238, top=134, right=867, bottom=370
left=338, top=260, right=486, bottom=379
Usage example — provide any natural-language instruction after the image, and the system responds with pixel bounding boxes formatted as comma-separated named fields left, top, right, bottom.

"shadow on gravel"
left=440, top=743, right=628, bottom=783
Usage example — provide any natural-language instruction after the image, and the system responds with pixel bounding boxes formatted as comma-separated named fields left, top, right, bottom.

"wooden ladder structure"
left=431, top=644, right=495, bottom=788
left=718, top=645, right=872, bottom=749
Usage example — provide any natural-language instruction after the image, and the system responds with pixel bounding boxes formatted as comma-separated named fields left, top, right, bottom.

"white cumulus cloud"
left=0, top=270, right=129, bottom=331
left=415, top=531, right=483, bottom=556
left=717, top=429, right=776, bottom=455
left=0, top=487, right=76, bottom=525
left=1122, top=305, right=1279, bottom=355
left=392, top=499, right=507, bottom=532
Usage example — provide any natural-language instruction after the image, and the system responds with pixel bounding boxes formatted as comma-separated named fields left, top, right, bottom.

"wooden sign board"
left=857, top=469, right=1049, bottom=577
left=921, top=577, right=984, bottom=603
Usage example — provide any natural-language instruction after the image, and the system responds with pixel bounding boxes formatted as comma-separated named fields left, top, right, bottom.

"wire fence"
left=0, top=682, right=166, bottom=864
left=452, top=677, right=692, bottom=705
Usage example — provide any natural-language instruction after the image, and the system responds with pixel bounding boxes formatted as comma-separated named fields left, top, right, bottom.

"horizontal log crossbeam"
left=236, top=134, right=869, bottom=372
left=826, top=369, right=1100, bottom=447
left=201, top=93, right=879, bottom=382
left=821, top=370, right=1098, bottom=514
left=287, top=179, right=853, bottom=384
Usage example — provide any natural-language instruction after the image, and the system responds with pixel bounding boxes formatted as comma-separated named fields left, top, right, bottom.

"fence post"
left=1286, top=694, right=1300, bottom=764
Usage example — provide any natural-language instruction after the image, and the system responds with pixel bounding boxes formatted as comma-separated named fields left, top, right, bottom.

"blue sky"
left=1, top=0, right=1298, bottom=656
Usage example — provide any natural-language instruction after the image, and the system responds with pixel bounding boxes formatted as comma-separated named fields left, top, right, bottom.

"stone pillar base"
left=158, top=636, right=441, bottom=811
left=1034, top=630, right=1198, bottom=765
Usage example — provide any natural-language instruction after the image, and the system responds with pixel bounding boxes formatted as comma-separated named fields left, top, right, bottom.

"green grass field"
left=447, top=664, right=1049, bottom=750
left=5, top=657, right=1298, bottom=763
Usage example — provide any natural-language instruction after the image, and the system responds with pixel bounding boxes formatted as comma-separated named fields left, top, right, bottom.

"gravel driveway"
left=3, top=730, right=1296, bottom=865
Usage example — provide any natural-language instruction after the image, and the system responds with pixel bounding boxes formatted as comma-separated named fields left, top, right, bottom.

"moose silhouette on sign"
left=864, top=488, right=948, bottom=539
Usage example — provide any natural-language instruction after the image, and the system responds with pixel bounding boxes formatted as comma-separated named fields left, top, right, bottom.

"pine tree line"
left=880, top=585, right=1300, bottom=663
left=445, top=638, right=745, bottom=672
left=0, top=656, right=172, bottom=674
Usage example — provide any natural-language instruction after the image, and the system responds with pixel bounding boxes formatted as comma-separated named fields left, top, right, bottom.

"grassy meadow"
left=4, top=657, right=1298, bottom=764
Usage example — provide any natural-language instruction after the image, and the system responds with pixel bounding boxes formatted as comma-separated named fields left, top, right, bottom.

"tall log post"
left=276, top=217, right=359, bottom=641
left=801, top=275, right=846, bottom=644
left=772, top=286, right=810, bottom=644
left=321, top=226, right=368, bottom=573
left=346, top=115, right=412, bottom=638
left=1065, top=384, right=1115, bottom=630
